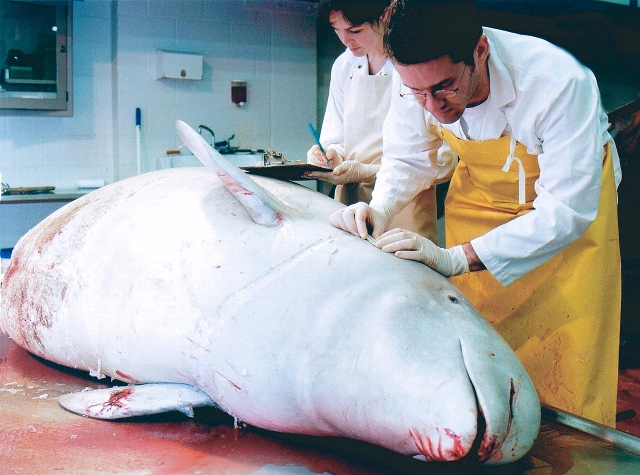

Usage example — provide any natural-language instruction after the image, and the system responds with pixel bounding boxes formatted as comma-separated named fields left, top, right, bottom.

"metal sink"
left=156, top=152, right=263, bottom=170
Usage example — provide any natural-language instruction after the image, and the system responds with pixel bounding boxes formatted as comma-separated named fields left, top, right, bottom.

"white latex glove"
left=306, top=161, right=380, bottom=185
left=329, top=203, right=391, bottom=240
left=375, top=228, right=470, bottom=277
left=306, top=145, right=343, bottom=168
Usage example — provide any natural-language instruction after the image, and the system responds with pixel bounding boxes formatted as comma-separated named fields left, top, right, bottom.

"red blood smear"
left=115, top=370, right=140, bottom=383
left=217, top=172, right=254, bottom=196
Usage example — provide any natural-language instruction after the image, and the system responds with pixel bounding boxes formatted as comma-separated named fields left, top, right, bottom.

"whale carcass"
left=0, top=121, right=540, bottom=465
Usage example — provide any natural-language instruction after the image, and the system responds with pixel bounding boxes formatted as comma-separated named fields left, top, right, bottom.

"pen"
left=307, top=123, right=331, bottom=167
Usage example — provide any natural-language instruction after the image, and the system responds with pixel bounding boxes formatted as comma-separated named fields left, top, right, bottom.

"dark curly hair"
left=317, top=0, right=391, bottom=27
left=384, top=0, right=483, bottom=65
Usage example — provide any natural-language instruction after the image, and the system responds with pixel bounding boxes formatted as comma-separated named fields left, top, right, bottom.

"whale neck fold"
left=176, top=120, right=285, bottom=227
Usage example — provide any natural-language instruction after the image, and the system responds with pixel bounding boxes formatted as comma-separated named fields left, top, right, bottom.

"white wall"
left=0, top=0, right=317, bottom=188
left=0, top=0, right=317, bottom=248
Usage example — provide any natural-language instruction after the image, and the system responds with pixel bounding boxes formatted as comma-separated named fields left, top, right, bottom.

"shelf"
left=0, top=90, right=57, bottom=99
left=3, top=78, right=56, bottom=85
left=3, top=69, right=56, bottom=85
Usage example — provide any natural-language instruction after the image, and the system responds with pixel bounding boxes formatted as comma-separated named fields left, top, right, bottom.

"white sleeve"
left=472, top=69, right=608, bottom=286
left=371, top=71, right=456, bottom=217
left=318, top=51, right=351, bottom=160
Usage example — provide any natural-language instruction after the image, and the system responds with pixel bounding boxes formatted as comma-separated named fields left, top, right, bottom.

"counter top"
left=0, top=188, right=91, bottom=204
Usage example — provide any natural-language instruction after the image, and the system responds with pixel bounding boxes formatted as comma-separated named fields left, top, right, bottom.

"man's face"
left=395, top=55, right=476, bottom=124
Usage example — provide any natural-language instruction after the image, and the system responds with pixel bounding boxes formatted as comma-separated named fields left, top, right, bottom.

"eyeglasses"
left=399, top=65, right=468, bottom=101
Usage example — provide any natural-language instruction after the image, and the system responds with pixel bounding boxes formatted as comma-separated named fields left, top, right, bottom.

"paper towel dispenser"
left=156, top=50, right=203, bottom=80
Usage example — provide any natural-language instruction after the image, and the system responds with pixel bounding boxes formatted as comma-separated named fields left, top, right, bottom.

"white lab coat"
left=320, top=48, right=447, bottom=240
left=372, top=27, right=621, bottom=285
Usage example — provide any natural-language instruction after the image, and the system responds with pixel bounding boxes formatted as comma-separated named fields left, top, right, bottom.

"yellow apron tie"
left=433, top=125, right=620, bottom=427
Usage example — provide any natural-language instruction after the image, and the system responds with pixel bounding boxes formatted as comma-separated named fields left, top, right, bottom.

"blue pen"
left=307, top=123, right=331, bottom=167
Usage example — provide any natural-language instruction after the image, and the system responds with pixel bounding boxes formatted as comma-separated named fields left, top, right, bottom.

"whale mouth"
left=408, top=335, right=519, bottom=465
left=459, top=337, right=521, bottom=465
left=408, top=397, right=488, bottom=464
left=406, top=339, right=491, bottom=464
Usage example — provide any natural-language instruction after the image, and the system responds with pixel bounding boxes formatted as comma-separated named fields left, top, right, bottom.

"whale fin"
left=58, top=383, right=218, bottom=420
left=176, top=120, right=285, bottom=227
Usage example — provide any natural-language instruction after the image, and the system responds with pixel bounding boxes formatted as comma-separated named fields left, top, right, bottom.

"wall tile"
left=0, top=0, right=317, bottom=247
left=74, top=0, right=113, bottom=19
left=203, top=0, right=258, bottom=25
left=148, top=0, right=205, bottom=21
left=116, top=0, right=148, bottom=18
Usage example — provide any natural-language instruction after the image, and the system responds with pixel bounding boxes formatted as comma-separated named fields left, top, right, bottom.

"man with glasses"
left=329, top=0, right=622, bottom=428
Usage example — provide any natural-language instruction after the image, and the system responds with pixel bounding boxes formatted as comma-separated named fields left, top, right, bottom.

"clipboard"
left=240, top=163, right=331, bottom=181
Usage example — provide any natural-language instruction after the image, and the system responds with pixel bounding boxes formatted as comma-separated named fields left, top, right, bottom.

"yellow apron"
left=338, top=66, right=437, bottom=242
left=435, top=126, right=621, bottom=427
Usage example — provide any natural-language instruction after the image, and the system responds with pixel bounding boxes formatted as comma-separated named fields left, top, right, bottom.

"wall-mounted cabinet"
left=0, top=0, right=72, bottom=116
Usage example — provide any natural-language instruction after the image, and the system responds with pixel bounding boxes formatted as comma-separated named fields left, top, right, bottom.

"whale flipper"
left=176, top=120, right=286, bottom=227
left=58, top=383, right=218, bottom=419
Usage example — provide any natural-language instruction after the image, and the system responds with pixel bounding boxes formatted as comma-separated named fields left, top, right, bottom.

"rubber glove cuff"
left=354, top=162, right=379, bottom=183
left=445, top=245, right=470, bottom=277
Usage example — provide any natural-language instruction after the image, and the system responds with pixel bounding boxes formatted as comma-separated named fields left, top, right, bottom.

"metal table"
left=2, top=336, right=640, bottom=475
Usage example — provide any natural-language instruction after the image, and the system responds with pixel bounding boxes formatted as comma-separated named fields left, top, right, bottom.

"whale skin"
left=0, top=129, right=540, bottom=466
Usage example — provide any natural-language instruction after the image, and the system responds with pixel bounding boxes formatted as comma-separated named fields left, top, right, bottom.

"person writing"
left=307, top=0, right=454, bottom=241
left=330, top=0, right=622, bottom=427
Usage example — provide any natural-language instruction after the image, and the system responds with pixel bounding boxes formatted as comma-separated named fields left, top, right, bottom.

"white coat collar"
left=457, top=28, right=516, bottom=140
left=483, top=27, right=516, bottom=112
left=349, top=54, right=393, bottom=78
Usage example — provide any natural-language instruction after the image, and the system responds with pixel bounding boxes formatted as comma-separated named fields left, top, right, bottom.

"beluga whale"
left=0, top=120, right=540, bottom=465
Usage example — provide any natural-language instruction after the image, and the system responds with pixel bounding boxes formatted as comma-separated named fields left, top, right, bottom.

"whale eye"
left=448, top=295, right=459, bottom=304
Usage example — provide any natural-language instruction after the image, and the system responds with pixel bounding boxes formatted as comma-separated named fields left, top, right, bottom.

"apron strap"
left=501, top=135, right=525, bottom=205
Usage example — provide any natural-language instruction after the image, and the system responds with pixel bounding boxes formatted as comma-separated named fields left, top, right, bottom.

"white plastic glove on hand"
left=329, top=203, right=391, bottom=240
left=375, top=228, right=470, bottom=277
left=306, top=161, right=380, bottom=185
left=306, top=145, right=343, bottom=168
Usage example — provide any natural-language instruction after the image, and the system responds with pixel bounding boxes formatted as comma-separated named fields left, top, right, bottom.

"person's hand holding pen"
left=306, top=145, right=343, bottom=168
left=306, top=122, right=380, bottom=185
left=307, top=123, right=333, bottom=168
